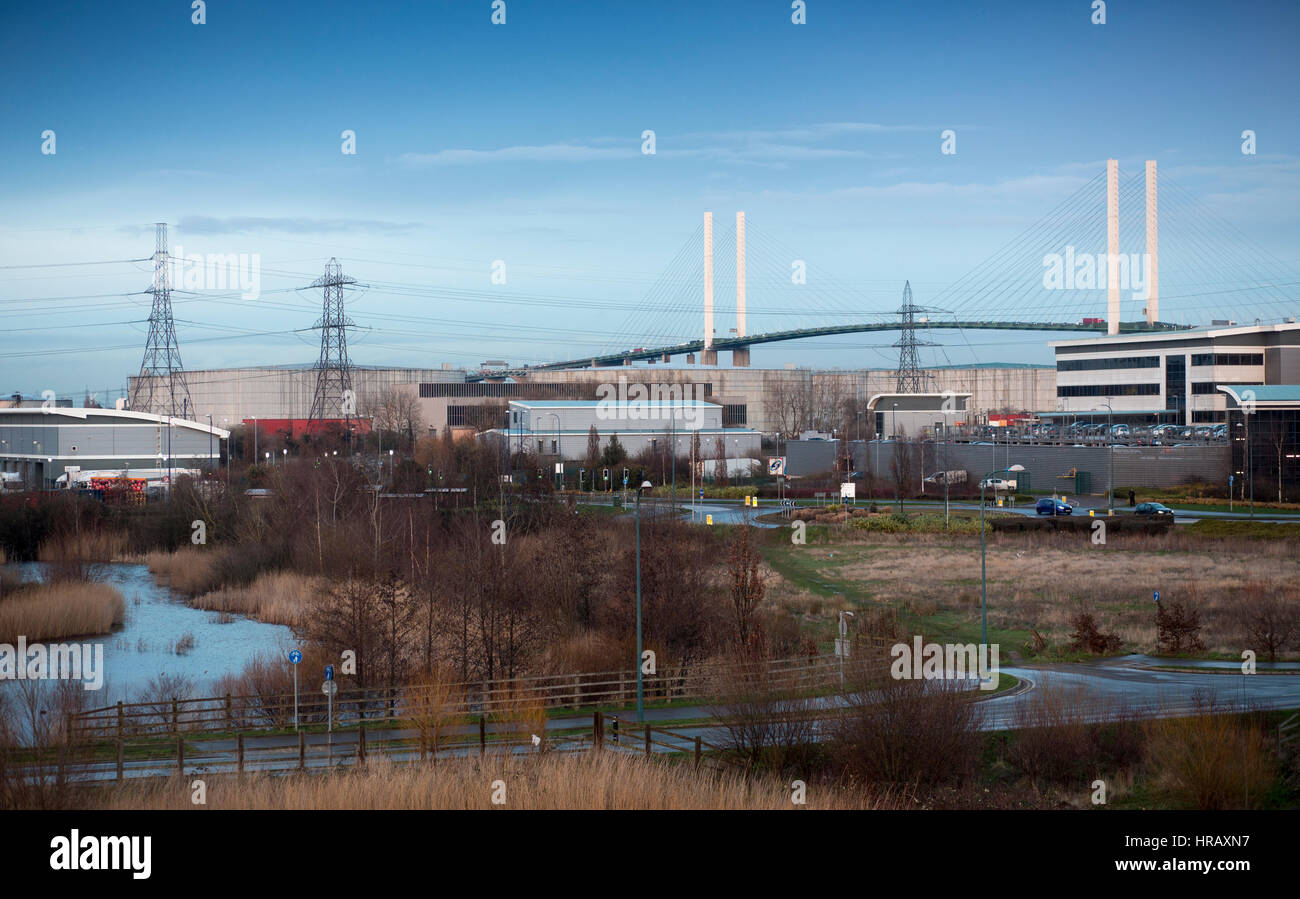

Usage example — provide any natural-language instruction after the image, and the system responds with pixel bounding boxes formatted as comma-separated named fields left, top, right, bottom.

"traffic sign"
left=769, top=457, right=786, bottom=476
left=1153, top=591, right=1160, bottom=603
left=322, top=681, right=337, bottom=696
left=289, top=649, right=302, bottom=665
left=325, top=664, right=335, bottom=681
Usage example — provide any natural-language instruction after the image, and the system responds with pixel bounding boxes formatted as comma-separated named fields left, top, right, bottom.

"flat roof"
left=0, top=407, right=230, bottom=437
left=1049, top=320, right=1300, bottom=349
left=1219, top=384, right=1300, bottom=405
left=510, top=399, right=717, bottom=408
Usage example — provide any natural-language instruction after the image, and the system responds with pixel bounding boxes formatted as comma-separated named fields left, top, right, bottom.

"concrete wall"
left=855, top=440, right=1229, bottom=494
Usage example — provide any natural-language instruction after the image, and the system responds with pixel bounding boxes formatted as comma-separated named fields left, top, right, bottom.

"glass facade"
left=1057, top=383, right=1160, bottom=397
left=1165, top=355, right=1185, bottom=414
left=1056, top=356, right=1160, bottom=372
left=1190, top=353, right=1263, bottom=367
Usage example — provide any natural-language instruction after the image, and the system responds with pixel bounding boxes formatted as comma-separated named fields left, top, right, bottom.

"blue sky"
left=2, top=0, right=1297, bottom=401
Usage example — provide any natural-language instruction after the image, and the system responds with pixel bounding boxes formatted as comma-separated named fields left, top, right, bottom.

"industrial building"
left=1220, top=385, right=1300, bottom=499
left=130, top=363, right=1054, bottom=441
left=1051, top=321, right=1300, bottom=425
left=486, top=399, right=761, bottom=464
left=0, top=408, right=228, bottom=488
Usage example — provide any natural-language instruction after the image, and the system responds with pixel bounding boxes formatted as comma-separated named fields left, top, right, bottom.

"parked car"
left=978, top=476, right=1016, bottom=492
left=1134, top=502, right=1174, bottom=517
left=1036, top=497, right=1073, bottom=516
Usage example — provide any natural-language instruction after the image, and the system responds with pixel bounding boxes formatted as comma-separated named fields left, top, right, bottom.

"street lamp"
left=634, top=479, right=653, bottom=723
left=980, top=463, right=1025, bottom=646
left=1097, top=401, right=1114, bottom=513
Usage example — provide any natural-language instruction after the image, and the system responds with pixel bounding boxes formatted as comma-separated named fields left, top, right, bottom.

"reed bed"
left=0, top=581, right=125, bottom=643
left=90, top=752, right=893, bottom=810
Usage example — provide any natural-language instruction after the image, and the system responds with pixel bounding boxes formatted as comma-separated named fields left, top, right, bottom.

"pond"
left=2, top=562, right=295, bottom=706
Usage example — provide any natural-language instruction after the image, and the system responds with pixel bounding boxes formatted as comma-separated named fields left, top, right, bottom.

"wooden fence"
left=66, top=653, right=843, bottom=742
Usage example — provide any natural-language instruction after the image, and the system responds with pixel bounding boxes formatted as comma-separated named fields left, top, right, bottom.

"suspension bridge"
left=471, top=160, right=1296, bottom=379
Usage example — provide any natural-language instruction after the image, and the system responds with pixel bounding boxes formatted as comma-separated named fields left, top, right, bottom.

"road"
left=42, top=654, right=1299, bottom=782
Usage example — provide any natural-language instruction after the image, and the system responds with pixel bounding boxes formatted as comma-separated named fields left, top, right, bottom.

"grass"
left=144, top=547, right=222, bottom=596
left=188, top=570, right=319, bottom=627
left=761, top=527, right=1300, bottom=660
left=1185, top=519, right=1300, bottom=539
left=82, top=751, right=891, bottom=810
left=0, top=581, right=126, bottom=643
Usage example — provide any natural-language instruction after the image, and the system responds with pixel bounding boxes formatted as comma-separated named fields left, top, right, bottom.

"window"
left=550, top=440, right=557, bottom=454
left=1165, top=355, right=1185, bottom=412
left=1192, top=381, right=1262, bottom=395
left=1056, top=384, right=1160, bottom=397
left=1191, top=353, right=1263, bottom=366
left=1056, top=356, right=1159, bottom=372
left=722, top=404, right=748, bottom=427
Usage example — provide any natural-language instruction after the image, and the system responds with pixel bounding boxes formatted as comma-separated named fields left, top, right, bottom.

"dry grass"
left=87, top=752, right=891, bottom=810
left=768, top=531, right=1300, bottom=656
left=38, top=530, right=128, bottom=564
left=188, top=570, right=319, bottom=626
left=0, top=581, right=125, bottom=642
left=144, top=547, right=222, bottom=596
left=1144, top=702, right=1278, bottom=809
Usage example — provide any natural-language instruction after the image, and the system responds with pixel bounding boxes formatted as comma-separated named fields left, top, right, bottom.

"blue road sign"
left=289, top=649, right=302, bottom=664
left=325, top=664, right=335, bottom=681
left=1153, top=591, right=1160, bottom=603
left=623, top=477, right=629, bottom=486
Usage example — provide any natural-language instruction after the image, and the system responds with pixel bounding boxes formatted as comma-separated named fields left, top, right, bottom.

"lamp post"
left=634, top=479, right=653, bottom=722
left=980, top=463, right=1025, bottom=646
left=1098, top=401, right=1114, bottom=513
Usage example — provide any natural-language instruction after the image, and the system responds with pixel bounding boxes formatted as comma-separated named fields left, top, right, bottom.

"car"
left=1134, top=502, right=1174, bottom=517
left=1036, top=497, right=1073, bottom=516
left=978, top=476, right=1016, bottom=492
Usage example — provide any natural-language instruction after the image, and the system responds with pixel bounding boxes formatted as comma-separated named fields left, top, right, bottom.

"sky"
left=1, top=0, right=1297, bottom=402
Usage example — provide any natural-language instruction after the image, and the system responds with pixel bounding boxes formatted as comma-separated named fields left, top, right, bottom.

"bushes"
left=830, top=665, right=984, bottom=786
left=1144, top=701, right=1278, bottom=809
left=1003, top=678, right=1143, bottom=786
left=1068, top=612, right=1122, bottom=654
left=1155, top=598, right=1205, bottom=655
left=850, top=513, right=983, bottom=535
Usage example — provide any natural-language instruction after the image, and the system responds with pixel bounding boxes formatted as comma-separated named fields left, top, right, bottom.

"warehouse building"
left=485, top=399, right=761, bottom=464
left=1051, top=321, right=1300, bottom=426
left=0, top=408, right=228, bottom=488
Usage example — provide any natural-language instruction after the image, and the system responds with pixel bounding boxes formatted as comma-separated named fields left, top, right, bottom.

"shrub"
left=1068, top=612, right=1122, bottom=654
left=1156, top=599, right=1205, bottom=655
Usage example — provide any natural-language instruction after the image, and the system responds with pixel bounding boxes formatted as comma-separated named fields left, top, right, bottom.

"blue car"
left=1036, top=497, right=1073, bottom=516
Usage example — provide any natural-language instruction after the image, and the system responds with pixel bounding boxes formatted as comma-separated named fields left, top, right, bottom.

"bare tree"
left=727, top=525, right=765, bottom=648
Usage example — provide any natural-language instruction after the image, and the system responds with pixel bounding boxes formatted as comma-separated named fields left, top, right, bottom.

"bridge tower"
left=732, top=210, right=750, bottom=366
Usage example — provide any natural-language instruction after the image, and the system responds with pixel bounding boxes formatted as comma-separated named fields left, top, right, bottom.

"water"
left=2, top=562, right=294, bottom=704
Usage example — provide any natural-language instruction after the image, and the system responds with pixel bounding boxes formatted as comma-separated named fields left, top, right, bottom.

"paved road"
left=43, top=654, right=1299, bottom=782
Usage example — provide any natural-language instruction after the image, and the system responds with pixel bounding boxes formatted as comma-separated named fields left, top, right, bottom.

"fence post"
left=694, top=736, right=701, bottom=770
left=478, top=716, right=486, bottom=756
left=572, top=673, right=580, bottom=710
left=593, top=710, right=603, bottom=749
left=117, top=700, right=124, bottom=740
left=237, top=733, right=244, bottom=774
left=224, top=693, right=232, bottom=730
left=644, top=726, right=651, bottom=757
left=116, top=739, right=124, bottom=781
left=171, top=697, right=179, bottom=734
left=176, top=735, right=184, bottom=774
left=64, top=712, right=73, bottom=745
left=298, top=730, right=306, bottom=770
left=359, top=724, right=366, bottom=766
